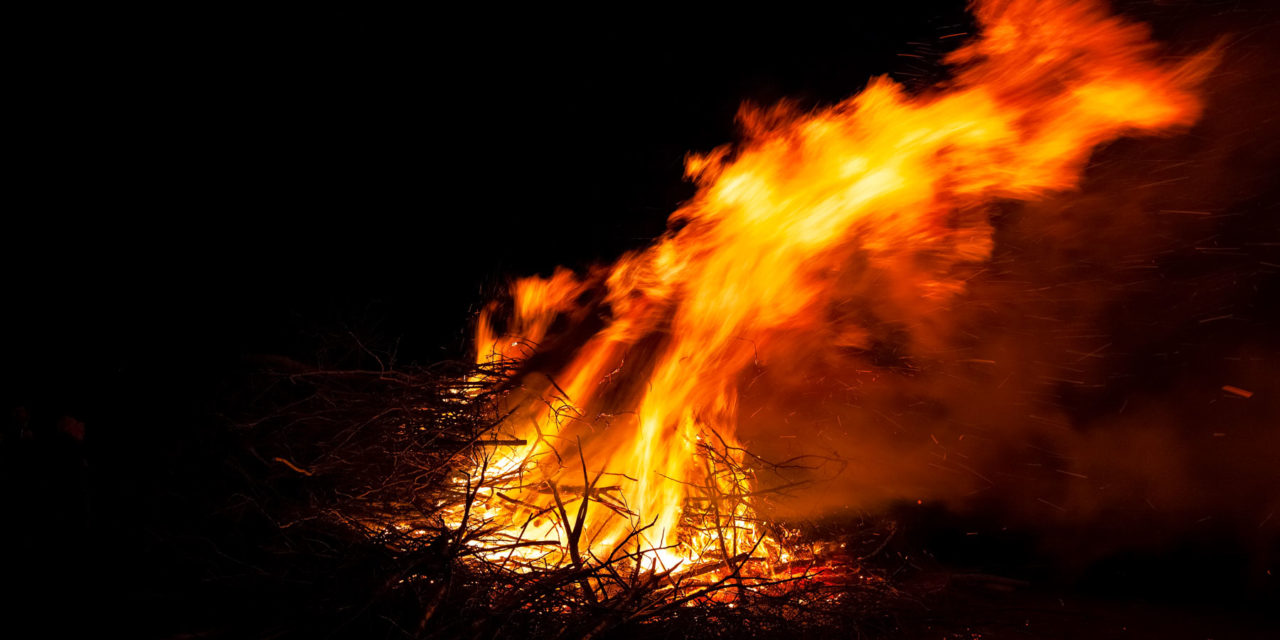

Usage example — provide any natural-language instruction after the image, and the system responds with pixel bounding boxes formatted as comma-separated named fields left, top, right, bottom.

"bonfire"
left=248, top=0, right=1220, bottom=636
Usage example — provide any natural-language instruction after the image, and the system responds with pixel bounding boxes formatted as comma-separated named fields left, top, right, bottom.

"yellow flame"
left=452, top=0, right=1214, bottom=573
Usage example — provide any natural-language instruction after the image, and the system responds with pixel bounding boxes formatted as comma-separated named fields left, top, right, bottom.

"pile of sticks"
left=234, top=358, right=897, bottom=639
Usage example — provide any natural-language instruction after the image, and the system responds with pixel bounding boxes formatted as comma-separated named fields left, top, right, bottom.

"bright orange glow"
left=448, top=0, right=1215, bottom=576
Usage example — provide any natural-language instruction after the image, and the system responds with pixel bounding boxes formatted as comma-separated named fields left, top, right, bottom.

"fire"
left=449, top=0, right=1214, bottom=577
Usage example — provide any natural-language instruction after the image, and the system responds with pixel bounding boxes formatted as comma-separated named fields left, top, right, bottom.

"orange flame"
left=455, top=0, right=1215, bottom=573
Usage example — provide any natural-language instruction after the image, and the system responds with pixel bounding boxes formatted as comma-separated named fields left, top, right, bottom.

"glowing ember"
left=450, top=0, right=1214, bottom=578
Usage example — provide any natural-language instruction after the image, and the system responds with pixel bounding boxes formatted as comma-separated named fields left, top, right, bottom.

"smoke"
left=739, top=17, right=1280, bottom=568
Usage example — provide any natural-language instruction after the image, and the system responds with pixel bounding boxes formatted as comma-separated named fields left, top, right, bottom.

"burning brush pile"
left=245, top=362, right=894, bottom=639
left=240, top=0, right=1228, bottom=637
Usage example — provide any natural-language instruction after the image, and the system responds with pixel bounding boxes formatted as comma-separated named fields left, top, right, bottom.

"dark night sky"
left=9, top=2, right=985, bottom=404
